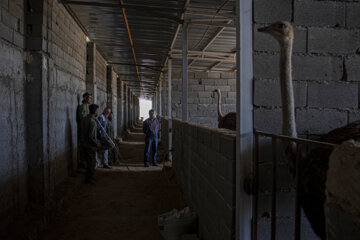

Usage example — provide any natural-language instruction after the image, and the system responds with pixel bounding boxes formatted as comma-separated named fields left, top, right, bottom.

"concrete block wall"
left=95, top=51, right=107, bottom=110
left=172, top=119, right=236, bottom=240
left=171, top=71, right=236, bottom=127
left=254, top=0, right=360, bottom=239
left=160, top=117, right=169, bottom=153
left=0, top=0, right=129, bottom=232
left=161, top=75, right=168, bottom=117
left=254, top=0, right=360, bottom=136
left=0, top=0, right=27, bottom=227
left=47, top=0, right=87, bottom=186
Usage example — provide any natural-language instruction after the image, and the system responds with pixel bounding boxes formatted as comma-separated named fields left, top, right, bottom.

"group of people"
left=76, top=92, right=161, bottom=184
left=76, top=92, right=117, bottom=184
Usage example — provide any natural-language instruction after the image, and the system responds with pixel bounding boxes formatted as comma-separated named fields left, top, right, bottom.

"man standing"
left=97, top=107, right=112, bottom=169
left=76, top=92, right=93, bottom=168
left=81, top=104, right=100, bottom=184
left=143, top=109, right=159, bottom=167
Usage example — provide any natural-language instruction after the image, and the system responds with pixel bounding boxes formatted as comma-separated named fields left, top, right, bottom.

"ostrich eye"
left=278, top=23, right=286, bottom=29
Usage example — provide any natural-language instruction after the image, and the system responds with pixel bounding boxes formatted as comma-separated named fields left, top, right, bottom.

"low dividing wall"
left=160, top=117, right=169, bottom=154
left=172, top=118, right=236, bottom=240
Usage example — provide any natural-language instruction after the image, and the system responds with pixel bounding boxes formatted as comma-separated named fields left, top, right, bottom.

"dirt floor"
left=39, top=127, right=186, bottom=240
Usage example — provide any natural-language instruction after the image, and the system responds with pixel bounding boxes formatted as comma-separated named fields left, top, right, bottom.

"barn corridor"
left=1, top=0, right=360, bottom=239
left=39, top=128, right=185, bottom=240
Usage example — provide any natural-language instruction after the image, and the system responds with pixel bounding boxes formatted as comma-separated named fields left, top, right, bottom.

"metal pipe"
left=168, top=58, right=172, bottom=161
left=253, top=134, right=259, bottom=240
left=295, top=144, right=302, bottom=240
left=271, top=138, right=277, bottom=240
left=235, top=0, right=254, bottom=239
left=254, top=131, right=337, bottom=149
left=119, top=0, right=142, bottom=92
left=159, top=77, right=162, bottom=116
left=182, top=22, right=188, bottom=122
left=161, top=0, right=190, bottom=72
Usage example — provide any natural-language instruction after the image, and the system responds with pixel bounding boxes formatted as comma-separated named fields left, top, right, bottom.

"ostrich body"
left=259, top=21, right=360, bottom=239
left=214, top=88, right=236, bottom=130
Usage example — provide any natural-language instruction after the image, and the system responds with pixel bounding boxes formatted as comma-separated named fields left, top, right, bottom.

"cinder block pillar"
left=131, top=92, right=134, bottom=126
left=25, top=0, right=54, bottom=206
left=86, top=42, right=97, bottom=100
left=123, top=84, right=128, bottom=130
left=106, top=65, right=117, bottom=137
left=106, top=65, right=113, bottom=108
left=127, top=88, right=131, bottom=129
left=117, top=77, right=123, bottom=137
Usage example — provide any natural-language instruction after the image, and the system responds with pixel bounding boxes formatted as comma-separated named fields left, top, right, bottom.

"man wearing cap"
left=143, top=109, right=159, bottom=167
left=81, top=104, right=101, bottom=184
left=76, top=92, right=93, bottom=168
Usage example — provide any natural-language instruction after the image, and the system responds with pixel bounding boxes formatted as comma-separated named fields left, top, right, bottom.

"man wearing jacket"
left=143, top=109, right=159, bottom=167
left=76, top=92, right=93, bottom=168
left=81, top=104, right=100, bottom=184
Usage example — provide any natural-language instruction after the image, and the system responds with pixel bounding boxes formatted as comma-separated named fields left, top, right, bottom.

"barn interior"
left=0, top=0, right=360, bottom=239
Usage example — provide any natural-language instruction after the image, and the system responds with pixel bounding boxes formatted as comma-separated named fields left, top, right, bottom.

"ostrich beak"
left=258, top=26, right=270, bottom=33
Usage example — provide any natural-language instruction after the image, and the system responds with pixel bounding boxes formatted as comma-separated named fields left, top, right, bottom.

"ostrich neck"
left=217, top=90, right=223, bottom=118
left=280, top=40, right=297, bottom=138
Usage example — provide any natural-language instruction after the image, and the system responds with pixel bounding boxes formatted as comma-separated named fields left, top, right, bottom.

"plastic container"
left=158, top=208, right=197, bottom=240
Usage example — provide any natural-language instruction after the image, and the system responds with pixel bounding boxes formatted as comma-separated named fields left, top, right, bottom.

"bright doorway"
left=139, top=98, right=152, bottom=120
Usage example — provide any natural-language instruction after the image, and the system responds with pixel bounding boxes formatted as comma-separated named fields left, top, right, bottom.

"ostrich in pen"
left=213, top=88, right=236, bottom=130
left=258, top=21, right=360, bottom=239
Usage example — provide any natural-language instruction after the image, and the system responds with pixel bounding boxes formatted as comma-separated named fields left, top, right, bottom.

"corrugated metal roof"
left=63, top=0, right=236, bottom=97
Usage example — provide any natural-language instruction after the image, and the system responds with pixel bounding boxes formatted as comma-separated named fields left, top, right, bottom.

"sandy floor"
left=39, top=128, right=185, bottom=240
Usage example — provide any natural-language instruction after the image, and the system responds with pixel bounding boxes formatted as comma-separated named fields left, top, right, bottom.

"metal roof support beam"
left=185, top=18, right=233, bottom=22
left=172, top=55, right=235, bottom=63
left=97, top=43, right=170, bottom=52
left=61, top=0, right=180, bottom=11
left=208, top=61, right=223, bottom=71
left=62, top=1, right=181, bottom=21
left=109, top=62, right=162, bottom=72
left=188, top=20, right=232, bottom=67
left=162, top=0, right=190, bottom=72
left=118, top=0, right=142, bottom=92
left=172, top=49, right=235, bottom=57
left=186, top=8, right=235, bottom=19
left=187, top=21, right=236, bottom=28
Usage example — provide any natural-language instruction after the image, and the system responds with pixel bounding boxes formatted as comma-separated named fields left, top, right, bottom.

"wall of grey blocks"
left=254, top=0, right=360, bottom=136
left=170, top=70, right=236, bottom=128
left=253, top=0, right=360, bottom=239
left=172, top=119, right=236, bottom=240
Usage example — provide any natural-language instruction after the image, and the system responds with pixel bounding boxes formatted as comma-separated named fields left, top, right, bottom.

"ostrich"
left=213, top=88, right=236, bottom=130
left=258, top=21, right=360, bottom=239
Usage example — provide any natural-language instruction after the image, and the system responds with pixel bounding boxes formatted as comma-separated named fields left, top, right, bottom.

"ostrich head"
left=213, top=89, right=220, bottom=93
left=258, top=21, right=293, bottom=44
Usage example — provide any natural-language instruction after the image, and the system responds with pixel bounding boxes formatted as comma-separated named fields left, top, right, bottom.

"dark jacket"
left=143, top=118, right=159, bottom=137
left=81, top=114, right=100, bottom=149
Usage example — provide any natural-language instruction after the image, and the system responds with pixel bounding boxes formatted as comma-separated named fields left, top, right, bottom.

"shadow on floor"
left=39, top=130, right=185, bottom=240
